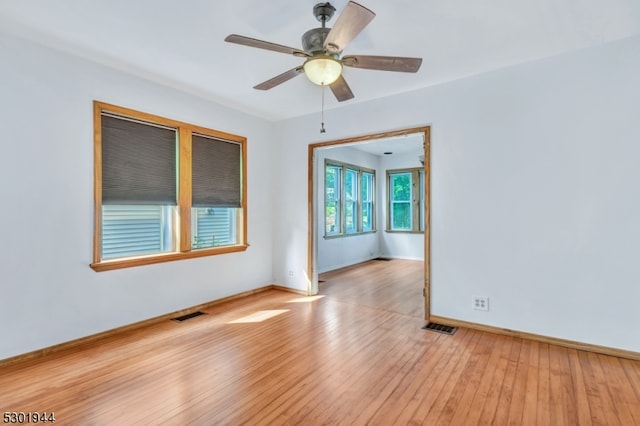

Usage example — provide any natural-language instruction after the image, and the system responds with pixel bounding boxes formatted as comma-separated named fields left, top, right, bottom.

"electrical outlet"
left=472, top=296, right=489, bottom=312
left=287, top=270, right=294, bottom=278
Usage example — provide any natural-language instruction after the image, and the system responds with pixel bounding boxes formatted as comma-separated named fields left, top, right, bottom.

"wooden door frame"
left=307, top=126, right=431, bottom=320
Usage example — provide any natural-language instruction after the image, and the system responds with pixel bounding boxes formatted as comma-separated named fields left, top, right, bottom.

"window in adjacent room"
left=324, top=160, right=375, bottom=237
left=361, top=171, right=374, bottom=232
left=344, top=168, right=358, bottom=234
left=92, top=101, right=247, bottom=271
left=387, top=168, right=424, bottom=232
left=325, top=163, right=342, bottom=236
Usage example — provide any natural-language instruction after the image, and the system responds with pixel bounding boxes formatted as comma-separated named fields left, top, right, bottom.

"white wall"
left=273, top=35, right=640, bottom=352
left=0, top=33, right=275, bottom=360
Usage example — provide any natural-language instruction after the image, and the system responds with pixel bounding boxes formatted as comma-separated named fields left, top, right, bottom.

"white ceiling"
left=1, top=0, right=639, bottom=121
left=323, top=132, right=424, bottom=157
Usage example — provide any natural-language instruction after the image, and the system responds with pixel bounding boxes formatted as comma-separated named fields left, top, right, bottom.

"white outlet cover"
left=472, top=296, right=489, bottom=311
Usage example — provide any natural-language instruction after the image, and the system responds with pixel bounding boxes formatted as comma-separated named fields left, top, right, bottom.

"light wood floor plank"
left=536, top=343, right=553, bottom=425
left=475, top=335, right=516, bottom=424
left=365, top=330, right=461, bottom=424
left=568, top=348, right=595, bottom=426
left=580, top=350, right=621, bottom=425
left=409, top=331, right=484, bottom=424
left=549, top=345, right=577, bottom=425
left=522, top=340, right=541, bottom=424
left=383, top=328, right=478, bottom=425
left=436, top=329, right=496, bottom=425
left=506, top=338, right=530, bottom=426
left=459, top=334, right=510, bottom=425
left=492, top=337, right=523, bottom=425
left=597, top=354, right=640, bottom=425
left=621, top=358, right=640, bottom=402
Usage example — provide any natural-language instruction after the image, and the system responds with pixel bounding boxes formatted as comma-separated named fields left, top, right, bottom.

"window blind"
left=101, top=114, right=177, bottom=205
left=192, top=134, right=241, bottom=208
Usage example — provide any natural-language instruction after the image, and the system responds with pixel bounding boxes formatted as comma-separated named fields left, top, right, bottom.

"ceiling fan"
left=225, top=1, right=423, bottom=102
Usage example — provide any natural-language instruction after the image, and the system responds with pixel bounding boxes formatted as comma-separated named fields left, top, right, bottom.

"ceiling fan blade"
left=254, top=67, right=304, bottom=90
left=342, top=55, right=422, bottom=73
left=329, top=74, right=355, bottom=102
left=225, top=34, right=309, bottom=57
left=324, top=1, right=375, bottom=53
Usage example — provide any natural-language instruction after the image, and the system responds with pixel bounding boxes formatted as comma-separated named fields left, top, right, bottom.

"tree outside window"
left=387, top=168, right=424, bottom=232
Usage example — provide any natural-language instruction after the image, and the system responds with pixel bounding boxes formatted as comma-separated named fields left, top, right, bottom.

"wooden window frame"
left=324, top=159, right=376, bottom=238
left=91, top=101, right=248, bottom=272
left=386, top=167, right=423, bottom=233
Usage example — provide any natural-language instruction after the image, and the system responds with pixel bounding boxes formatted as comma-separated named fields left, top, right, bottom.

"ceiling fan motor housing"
left=302, top=28, right=332, bottom=54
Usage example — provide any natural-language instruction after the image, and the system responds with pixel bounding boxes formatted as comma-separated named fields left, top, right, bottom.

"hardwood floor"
left=1, top=259, right=639, bottom=425
left=319, top=258, right=425, bottom=318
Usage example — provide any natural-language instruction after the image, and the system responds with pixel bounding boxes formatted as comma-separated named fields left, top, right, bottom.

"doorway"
left=307, top=126, right=431, bottom=320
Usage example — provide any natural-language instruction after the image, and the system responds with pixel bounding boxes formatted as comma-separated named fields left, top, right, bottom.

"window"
left=191, top=208, right=237, bottom=249
left=324, top=160, right=375, bottom=237
left=92, top=101, right=247, bottom=271
left=344, top=168, right=358, bottom=234
left=325, top=164, right=341, bottom=236
left=361, top=171, right=374, bottom=232
left=387, top=168, right=424, bottom=232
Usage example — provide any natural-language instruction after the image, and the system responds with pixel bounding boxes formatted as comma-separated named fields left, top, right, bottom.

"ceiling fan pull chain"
left=320, top=85, right=327, bottom=133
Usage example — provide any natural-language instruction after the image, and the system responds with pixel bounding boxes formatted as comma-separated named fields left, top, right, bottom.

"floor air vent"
left=374, top=257, right=393, bottom=261
left=172, top=311, right=207, bottom=323
left=422, top=322, right=457, bottom=335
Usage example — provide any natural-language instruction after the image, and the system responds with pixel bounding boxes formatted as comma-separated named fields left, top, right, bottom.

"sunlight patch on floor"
left=286, top=295, right=325, bottom=303
left=227, top=309, right=289, bottom=324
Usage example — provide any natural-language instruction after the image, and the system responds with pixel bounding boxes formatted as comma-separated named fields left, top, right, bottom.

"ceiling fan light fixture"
left=303, top=56, right=342, bottom=86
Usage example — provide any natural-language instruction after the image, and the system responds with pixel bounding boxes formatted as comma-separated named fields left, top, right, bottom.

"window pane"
left=102, top=205, right=175, bottom=259
left=325, top=202, right=339, bottom=234
left=325, top=166, right=340, bottom=202
left=361, top=172, right=372, bottom=202
left=361, top=172, right=374, bottom=232
left=362, top=202, right=373, bottom=232
left=345, top=169, right=357, bottom=201
left=345, top=201, right=357, bottom=233
left=391, top=202, right=412, bottom=230
left=345, top=169, right=358, bottom=234
left=391, top=173, right=411, bottom=201
left=192, top=208, right=237, bottom=249
left=325, top=165, right=341, bottom=235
